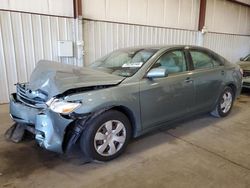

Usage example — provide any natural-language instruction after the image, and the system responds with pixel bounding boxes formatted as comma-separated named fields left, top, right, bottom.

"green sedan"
left=8, top=45, right=242, bottom=161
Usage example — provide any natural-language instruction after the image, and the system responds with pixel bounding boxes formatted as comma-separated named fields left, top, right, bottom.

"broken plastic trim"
left=5, top=123, right=26, bottom=143
left=57, top=84, right=117, bottom=98
left=56, top=75, right=126, bottom=99
left=62, top=106, right=114, bottom=153
left=16, top=83, right=48, bottom=109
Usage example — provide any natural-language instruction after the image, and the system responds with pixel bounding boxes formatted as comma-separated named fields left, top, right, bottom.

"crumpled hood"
left=28, top=60, right=124, bottom=98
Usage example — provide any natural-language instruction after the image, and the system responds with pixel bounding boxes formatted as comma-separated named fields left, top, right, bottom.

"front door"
left=139, top=50, right=195, bottom=130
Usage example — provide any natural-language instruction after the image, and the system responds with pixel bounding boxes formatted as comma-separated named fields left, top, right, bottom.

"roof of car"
left=120, top=45, right=211, bottom=52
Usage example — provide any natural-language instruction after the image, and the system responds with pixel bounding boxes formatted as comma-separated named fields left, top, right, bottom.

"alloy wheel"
left=220, top=91, right=233, bottom=113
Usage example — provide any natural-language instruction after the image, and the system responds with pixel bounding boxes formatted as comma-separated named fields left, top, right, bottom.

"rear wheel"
left=210, top=86, right=234, bottom=118
left=80, top=110, right=131, bottom=161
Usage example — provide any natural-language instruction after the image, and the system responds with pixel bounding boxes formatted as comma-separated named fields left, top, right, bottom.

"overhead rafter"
left=198, top=0, right=207, bottom=31
left=227, top=0, right=250, bottom=7
left=73, top=0, right=82, bottom=18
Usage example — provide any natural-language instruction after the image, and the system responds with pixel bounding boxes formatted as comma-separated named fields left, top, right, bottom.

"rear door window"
left=190, top=51, right=220, bottom=70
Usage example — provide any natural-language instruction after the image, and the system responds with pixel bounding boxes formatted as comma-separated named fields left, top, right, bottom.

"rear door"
left=187, top=49, right=225, bottom=112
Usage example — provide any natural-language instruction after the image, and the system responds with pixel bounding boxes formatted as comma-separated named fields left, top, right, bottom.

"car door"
left=188, top=49, right=225, bottom=112
left=139, top=49, right=195, bottom=130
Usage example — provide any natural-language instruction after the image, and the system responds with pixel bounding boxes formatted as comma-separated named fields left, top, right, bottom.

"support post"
left=198, top=0, right=207, bottom=31
left=73, top=0, right=84, bottom=66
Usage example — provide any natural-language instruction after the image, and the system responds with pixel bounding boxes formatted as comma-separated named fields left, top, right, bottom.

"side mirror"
left=146, top=67, right=168, bottom=78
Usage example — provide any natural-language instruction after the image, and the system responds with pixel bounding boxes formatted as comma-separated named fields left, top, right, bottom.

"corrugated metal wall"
left=83, top=20, right=199, bottom=65
left=0, top=11, right=76, bottom=103
left=83, top=19, right=250, bottom=65
left=204, top=32, right=250, bottom=63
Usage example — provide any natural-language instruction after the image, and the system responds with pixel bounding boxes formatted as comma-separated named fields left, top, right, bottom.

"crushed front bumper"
left=9, top=93, right=73, bottom=153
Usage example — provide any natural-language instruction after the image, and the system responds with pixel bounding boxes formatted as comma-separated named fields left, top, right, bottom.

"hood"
left=238, top=61, right=250, bottom=71
left=28, top=60, right=125, bottom=98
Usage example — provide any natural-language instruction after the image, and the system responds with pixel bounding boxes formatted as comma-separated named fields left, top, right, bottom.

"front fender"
left=65, top=82, right=142, bottom=135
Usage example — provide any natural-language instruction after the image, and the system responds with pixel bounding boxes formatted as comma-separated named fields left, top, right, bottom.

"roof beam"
left=198, top=0, right=207, bottom=31
left=227, top=0, right=250, bottom=7
left=73, top=0, right=82, bottom=18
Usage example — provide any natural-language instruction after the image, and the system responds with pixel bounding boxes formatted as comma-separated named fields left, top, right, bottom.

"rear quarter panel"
left=224, top=63, right=242, bottom=98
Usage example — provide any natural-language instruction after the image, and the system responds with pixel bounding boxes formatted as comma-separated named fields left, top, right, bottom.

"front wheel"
left=210, top=86, right=234, bottom=118
left=80, top=110, right=131, bottom=161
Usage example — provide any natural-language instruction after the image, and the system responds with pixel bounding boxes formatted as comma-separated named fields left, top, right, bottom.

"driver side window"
left=153, top=50, right=187, bottom=75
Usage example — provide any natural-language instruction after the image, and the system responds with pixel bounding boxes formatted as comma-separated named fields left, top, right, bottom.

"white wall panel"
left=0, top=11, right=76, bottom=103
left=48, top=0, right=74, bottom=17
left=12, top=13, right=28, bottom=83
left=164, top=0, right=181, bottom=27
left=205, top=0, right=250, bottom=35
left=179, top=0, right=198, bottom=29
left=8, top=0, right=49, bottom=15
left=107, top=0, right=128, bottom=22
left=83, top=0, right=106, bottom=20
left=83, top=0, right=200, bottom=30
left=1, top=12, right=18, bottom=99
left=22, top=14, right=36, bottom=78
left=147, top=0, right=164, bottom=26
left=128, top=0, right=148, bottom=25
left=204, top=32, right=250, bottom=63
left=0, top=0, right=74, bottom=17
left=0, top=21, right=9, bottom=103
left=83, top=20, right=199, bottom=65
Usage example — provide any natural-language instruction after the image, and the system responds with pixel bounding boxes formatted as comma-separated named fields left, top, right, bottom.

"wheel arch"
left=226, top=82, right=237, bottom=99
left=62, top=105, right=138, bottom=152
left=110, top=105, right=137, bottom=138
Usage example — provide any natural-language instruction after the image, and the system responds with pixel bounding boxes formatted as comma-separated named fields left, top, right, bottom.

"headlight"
left=46, top=98, right=81, bottom=114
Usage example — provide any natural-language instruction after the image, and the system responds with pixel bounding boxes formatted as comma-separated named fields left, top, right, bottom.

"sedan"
left=238, top=54, right=250, bottom=88
left=7, top=45, right=242, bottom=161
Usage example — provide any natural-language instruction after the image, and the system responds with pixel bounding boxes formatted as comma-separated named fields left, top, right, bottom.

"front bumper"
left=9, top=93, right=73, bottom=153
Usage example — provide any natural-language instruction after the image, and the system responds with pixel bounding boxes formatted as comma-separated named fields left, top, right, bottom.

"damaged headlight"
left=46, top=98, right=81, bottom=114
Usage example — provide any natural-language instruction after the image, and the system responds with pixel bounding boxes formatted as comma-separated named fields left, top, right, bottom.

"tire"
left=80, top=110, right=131, bottom=161
left=210, top=86, right=234, bottom=118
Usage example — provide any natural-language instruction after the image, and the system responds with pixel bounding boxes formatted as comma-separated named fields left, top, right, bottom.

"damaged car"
left=7, top=45, right=242, bottom=161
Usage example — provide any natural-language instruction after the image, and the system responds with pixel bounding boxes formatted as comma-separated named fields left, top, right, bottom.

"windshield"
left=90, top=49, right=158, bottom=77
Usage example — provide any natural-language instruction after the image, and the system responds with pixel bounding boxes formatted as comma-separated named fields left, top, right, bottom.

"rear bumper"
left=9, top=93, right=73, bottom=153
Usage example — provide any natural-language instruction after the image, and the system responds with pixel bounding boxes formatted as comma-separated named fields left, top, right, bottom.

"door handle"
left=184, top=77, right=193, bottom=84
